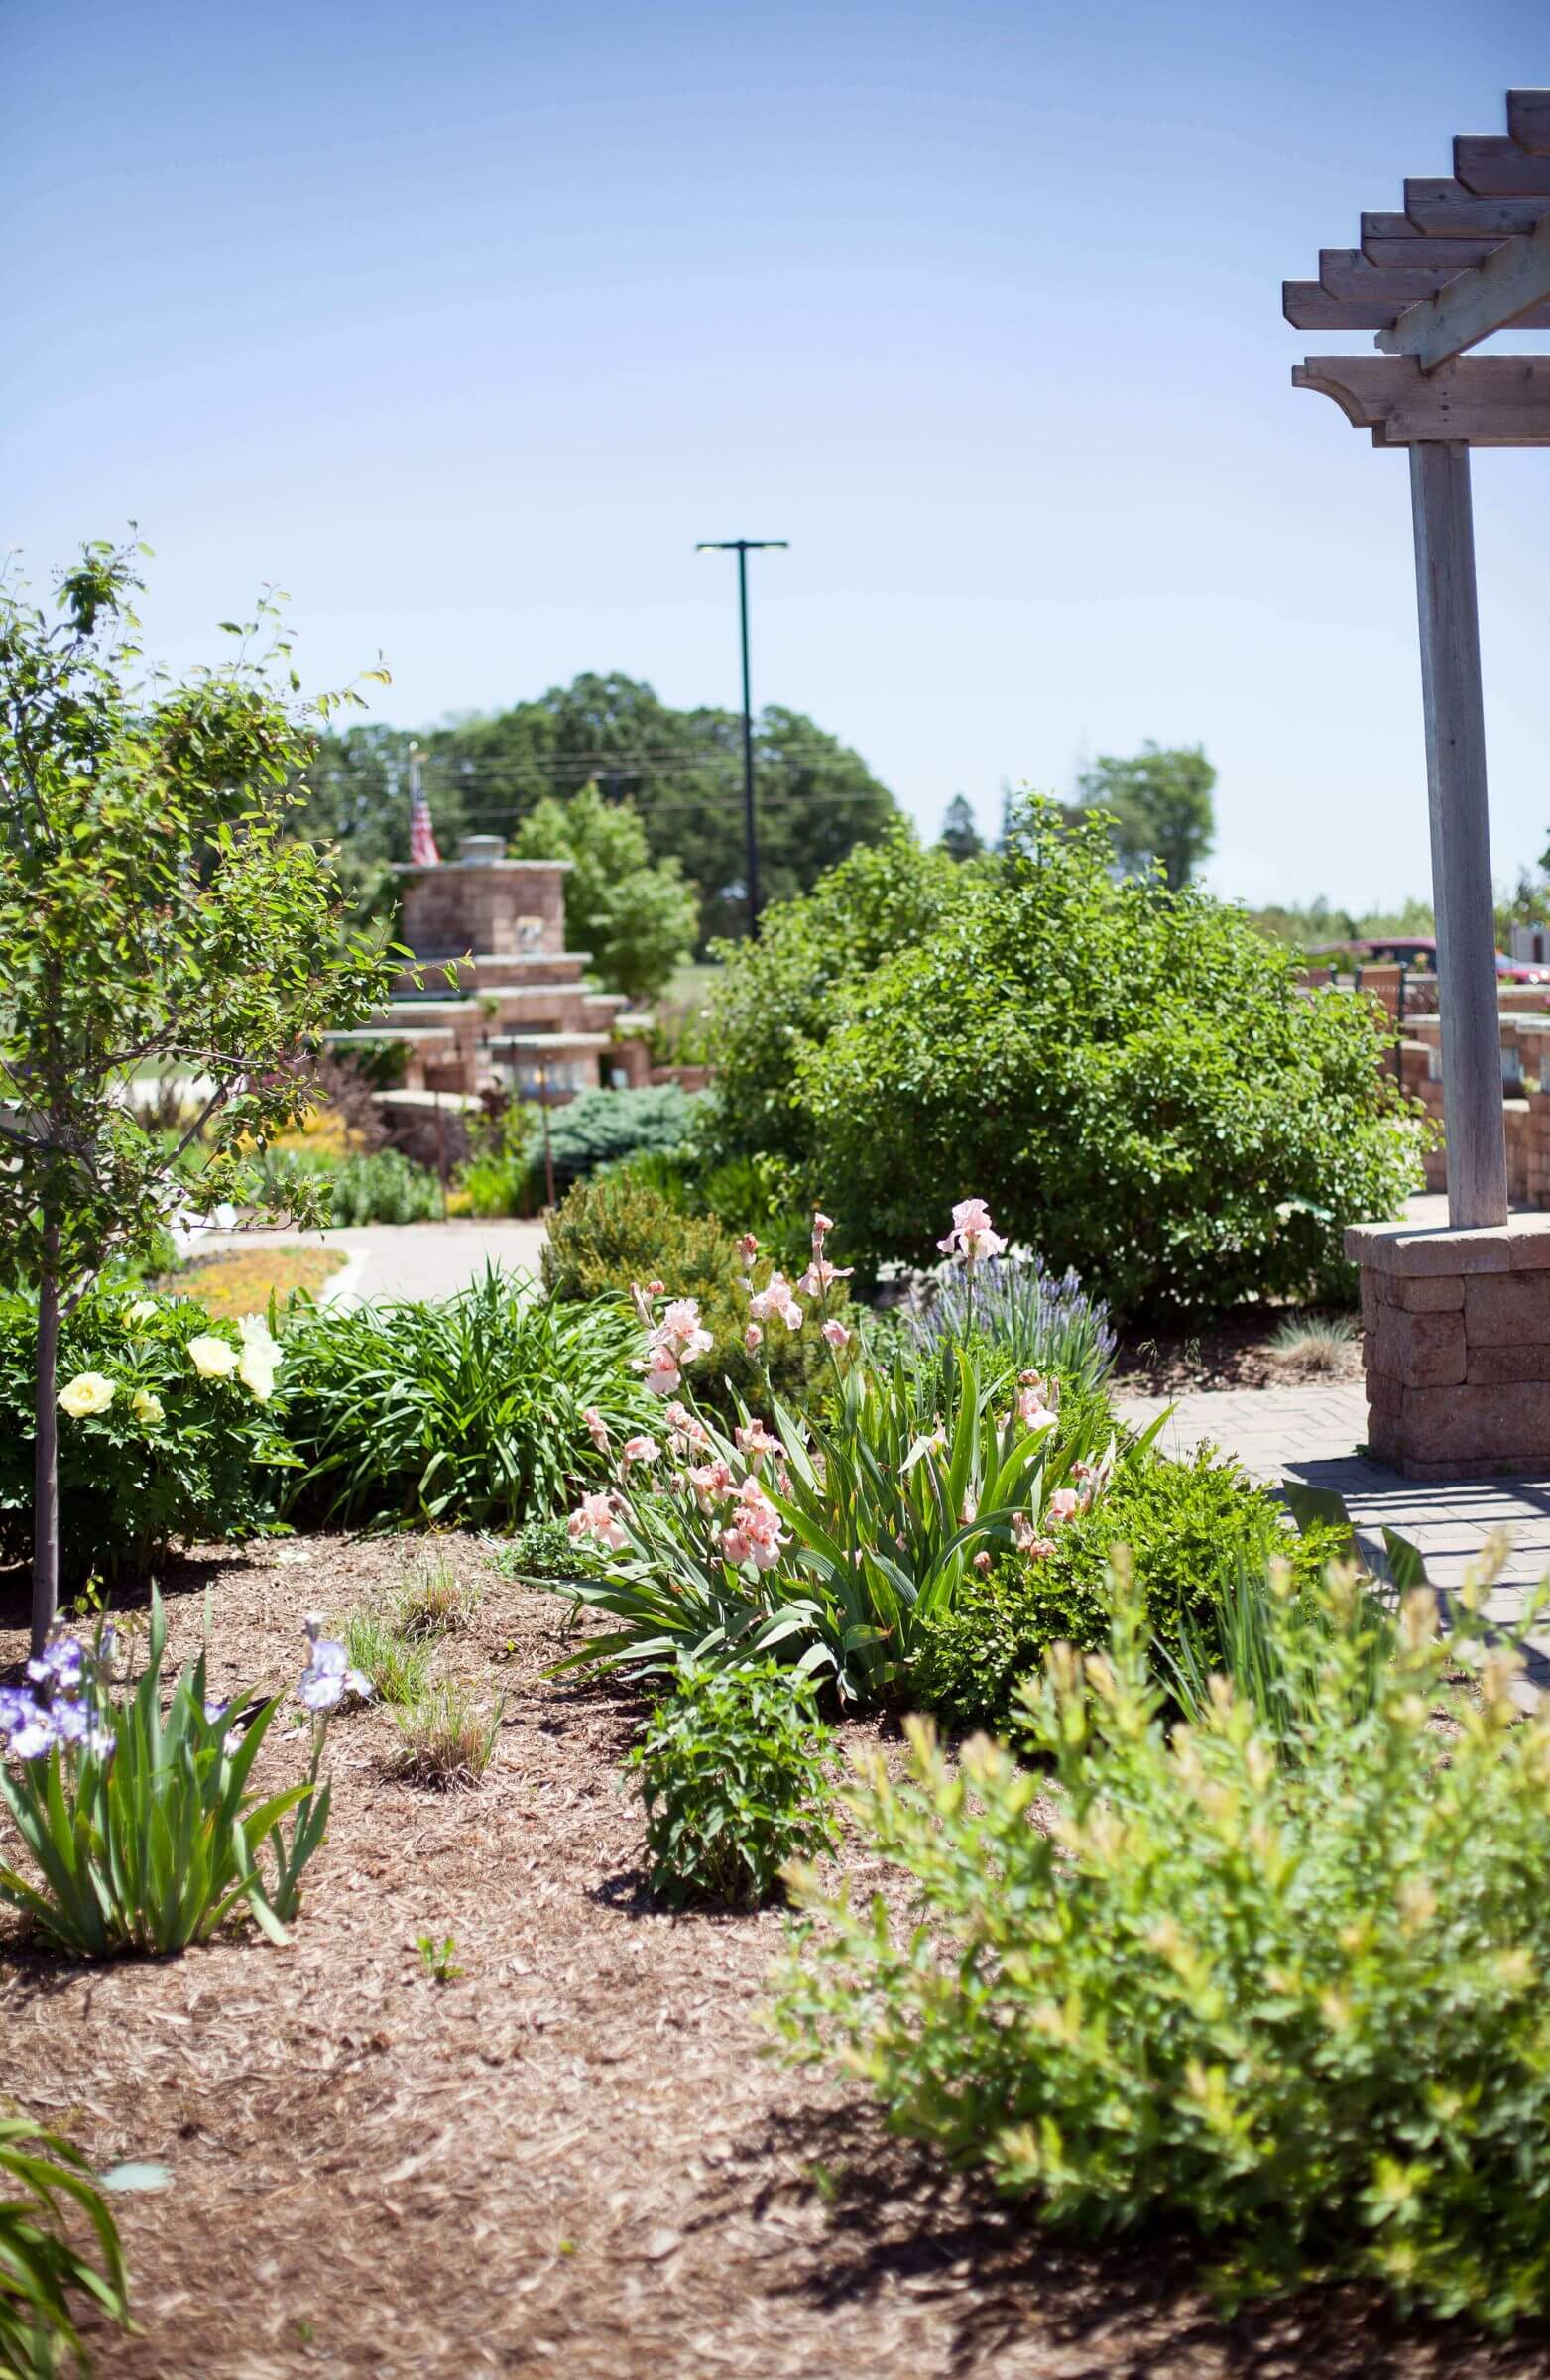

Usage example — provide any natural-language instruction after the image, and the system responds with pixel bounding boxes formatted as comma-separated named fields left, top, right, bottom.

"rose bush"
left=0, top=1291, right=294, bottom=1584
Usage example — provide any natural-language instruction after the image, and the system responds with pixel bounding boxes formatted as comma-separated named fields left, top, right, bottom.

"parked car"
left=1498, top=951, right=1550, bottom=985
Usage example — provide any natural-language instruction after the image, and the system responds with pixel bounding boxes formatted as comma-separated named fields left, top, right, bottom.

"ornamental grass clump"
left=559, top=1202, right=1138, bottom=1703
left=0, top=1594, right=352, bottom=1957
left=772, top=1562, right=1550, bottom=2330
left=630, top=1661, right=838, bottom=1909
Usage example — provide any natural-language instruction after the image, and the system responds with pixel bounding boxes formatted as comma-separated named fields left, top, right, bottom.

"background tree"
left=508, top=780, right=698, bottom=1005
left=1077, top=740, right=1217, bottom=890
left=0, top=540, right=400, bottom=1648
left=938, top=792, right=984, bottom=863
left=303, top=673, right=898, bottom=949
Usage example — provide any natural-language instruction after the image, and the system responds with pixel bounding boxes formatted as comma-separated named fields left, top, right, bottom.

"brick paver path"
left=1117, top=1377, right=1550, bottom=1679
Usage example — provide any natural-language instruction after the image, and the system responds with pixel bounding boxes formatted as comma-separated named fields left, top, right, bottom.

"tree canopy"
left=508, top=780, right=697, bottom=1005
left=294, top=673, right=898, bottom=949
left=938, top=793, right=984, bottom=863
left=1076, top=741, right=1217, bottom=891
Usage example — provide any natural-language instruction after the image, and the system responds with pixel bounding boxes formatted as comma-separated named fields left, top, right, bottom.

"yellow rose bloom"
left=187, top=1335, right=238, bottom=1381
left=58, top=1373, right=115, bottom=1418
left=237, top=1343, right=277, bottom=1403
left=131, top=1388, right=165, bottom=1426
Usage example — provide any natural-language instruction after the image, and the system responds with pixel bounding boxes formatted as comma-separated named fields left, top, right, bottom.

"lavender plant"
left=0, top=1595, right=358, bottom=1956
left=904, top=1244, right=1117, bottom=1397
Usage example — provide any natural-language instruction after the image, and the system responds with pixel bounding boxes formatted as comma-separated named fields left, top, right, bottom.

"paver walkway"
left=1116, top=1377, right=1550, bottom=1677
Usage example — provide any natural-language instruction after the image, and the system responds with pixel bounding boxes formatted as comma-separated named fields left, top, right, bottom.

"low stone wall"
left=1350, top=1214, right=1550, bottom=1477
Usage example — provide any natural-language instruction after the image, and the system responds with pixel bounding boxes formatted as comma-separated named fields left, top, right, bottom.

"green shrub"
left=0, top=1290, right=293, bottom=1586
left=542, top=1086, right=701, bottom=1191
left=0, top=1594, right=333, bottom=1957
left=629, top=1661, right=838, bottom=1908
left=456, top=1153, right=529, bottom=1218
left=912, top=1446, right=1349, bottom=1731
left=487, top=1515, right=604, bottom=1581
left=706, top=799, right=1421, bottom=1315
left=250, top=1144, right=443, bottom=1225
left=541, top=1175, right=840, bottom=1419
left=281, top=1268, right=650, bottom=1529
left=0, top=2116, right=131, bottom=2374
left=774, top=1573, right=1550, bottom=2330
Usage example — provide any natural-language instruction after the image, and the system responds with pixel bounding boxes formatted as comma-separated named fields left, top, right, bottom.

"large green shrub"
left=774, top=1574, right=1550, bottom=2329
left=629, top=1661, right=838, bottom=1908
left=706, top=800, right=1420, bottom=1315
left=281, top=1269, right=651, bottom=1529
left=913, top=1447, right=1348, bottom=1731
left=252, top=1145, right=442, bottom=1225
left=0, top=1291, right=292, bottom=1585
left=541, top=1174, right=836, bottom=1416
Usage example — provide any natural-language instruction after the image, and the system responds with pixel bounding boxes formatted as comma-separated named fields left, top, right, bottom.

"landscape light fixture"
left=695, top=538, right=788, bottom=935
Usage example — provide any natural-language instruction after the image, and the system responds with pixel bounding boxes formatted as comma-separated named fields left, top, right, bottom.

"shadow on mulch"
left=717, top=2105, right=1550, bottom=2380
left=1115, top=1308, right=1364, bottom=1398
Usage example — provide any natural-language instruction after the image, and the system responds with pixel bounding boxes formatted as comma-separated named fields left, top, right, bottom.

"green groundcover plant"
left=703, top=799, right=1421, bottom=1315
left=912, top=1446, right=1350, bottom=1732
left=630, top=1661, right=839, bottom=1909
left=0, top=2117, right=130, bottom=2374
left=0, top=1291, right=293, bottom=1586
left=0, top=1594, right=351, bottom=1958
left=281, top=1267, right=652, bottom=1530
left=772, top=1566, right=1550, bottom=2331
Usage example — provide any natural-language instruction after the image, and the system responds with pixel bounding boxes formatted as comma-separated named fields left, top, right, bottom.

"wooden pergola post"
left=1285, top=88, right=1550, bottom=1476
left=1407, top=440, right=1507, bottom=1227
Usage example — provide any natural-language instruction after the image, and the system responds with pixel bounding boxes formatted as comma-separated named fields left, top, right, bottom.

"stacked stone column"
left=1350, top=1215, right=1550, bottom=1479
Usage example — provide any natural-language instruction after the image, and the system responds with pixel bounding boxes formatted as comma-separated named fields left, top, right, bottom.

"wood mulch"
left=0, top=1533, right=1542, bottom=2379
left=1114, top=1308, right=1365, bottom=1396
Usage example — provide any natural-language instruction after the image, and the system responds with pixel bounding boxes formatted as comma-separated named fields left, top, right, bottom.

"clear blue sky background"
left=5, top=1, right=1547, bottom=909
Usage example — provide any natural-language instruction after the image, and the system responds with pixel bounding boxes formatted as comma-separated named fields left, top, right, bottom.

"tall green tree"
left=305, top=673, right=898, bottom=948
left=0, top=541, right=400, bottom=1647
left=938, top=793, right=984, bottom=863
left=508, top=780, right=698, bottom=1004
left=1077, top=741, right=1217, bottom=891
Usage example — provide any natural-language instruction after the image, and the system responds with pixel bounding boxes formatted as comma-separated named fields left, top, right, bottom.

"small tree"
left=1078, top=740, right=1217, bottom=890
left=509, top=779, right=697, bottom=1004
left=938, top=793, right=984, bottom=863
left=0, top=540, right=401, bottom=1649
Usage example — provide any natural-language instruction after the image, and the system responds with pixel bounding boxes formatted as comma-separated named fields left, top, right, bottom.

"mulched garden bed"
left=0, top=1533, right=1541, bottom=2379
left=1114, top=1307, right=1365, bottom=1396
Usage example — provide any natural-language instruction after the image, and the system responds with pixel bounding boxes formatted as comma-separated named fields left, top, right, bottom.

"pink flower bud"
left=744, top=1323, right=764, bottom=1352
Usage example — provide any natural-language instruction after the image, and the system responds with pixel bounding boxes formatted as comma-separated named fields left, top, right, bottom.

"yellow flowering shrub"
left=772, top=1566, right=1550, bottom=2330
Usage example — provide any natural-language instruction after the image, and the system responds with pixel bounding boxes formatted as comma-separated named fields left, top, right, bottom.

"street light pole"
left=696, top=537, right=787, bottom=937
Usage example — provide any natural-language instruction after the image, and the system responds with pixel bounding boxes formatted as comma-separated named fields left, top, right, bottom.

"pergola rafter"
left=1286, top=89, right=1550, bottom=1235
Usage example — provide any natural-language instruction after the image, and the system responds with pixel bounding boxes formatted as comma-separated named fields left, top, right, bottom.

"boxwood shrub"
left=911, top=1444, right=1349, bottom=1731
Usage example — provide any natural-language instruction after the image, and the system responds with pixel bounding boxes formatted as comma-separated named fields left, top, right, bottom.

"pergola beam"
left=1376, top=214, right=1550, bottom=367
left=1361, top=214, right=1502, bottom=270
left=1453, top=134, right=1550, bottom=198
left=1507, top=90, right=1550, bottom=157
left=1294, top=354, right=1550, bottom=443
left=1404, top=178, right=1550, bottom=239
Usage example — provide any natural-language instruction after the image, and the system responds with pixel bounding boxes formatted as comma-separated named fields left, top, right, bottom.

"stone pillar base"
left=1347, top=1215, right=1550, bottom=1479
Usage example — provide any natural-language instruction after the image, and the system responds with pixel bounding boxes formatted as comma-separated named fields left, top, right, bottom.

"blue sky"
left=5, top=0, right=1548, bottom=908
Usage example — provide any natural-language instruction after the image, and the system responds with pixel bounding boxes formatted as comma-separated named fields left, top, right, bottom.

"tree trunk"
left=32, top=1238, right=60, bottom=1657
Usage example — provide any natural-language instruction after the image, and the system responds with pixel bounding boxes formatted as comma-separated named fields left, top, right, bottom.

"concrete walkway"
left=191, top=1221, right=548, bottom=1309
left=1117, top=1378, right=1550, bottom=1666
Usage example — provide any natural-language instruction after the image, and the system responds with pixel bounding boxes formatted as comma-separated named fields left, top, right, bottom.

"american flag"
left=408, top=750, right=440, bottom=866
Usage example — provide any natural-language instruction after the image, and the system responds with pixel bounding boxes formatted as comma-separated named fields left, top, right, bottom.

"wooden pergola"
left=1286, top=88, right=1550, bottom=1233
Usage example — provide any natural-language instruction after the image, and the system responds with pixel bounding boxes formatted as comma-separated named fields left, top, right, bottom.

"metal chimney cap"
left=456, top=834, right=507, bottom=866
